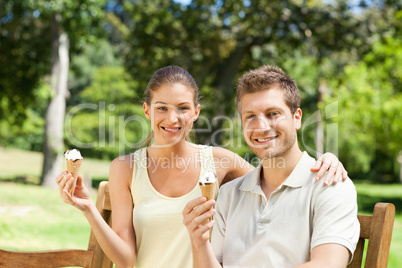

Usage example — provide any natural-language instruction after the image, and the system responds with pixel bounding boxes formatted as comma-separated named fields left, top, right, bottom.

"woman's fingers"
left=311, top=158, right=322, bottom=172
left=59, top=177, right=74, bottom=203
left=315, top=158, right=332, bottom=181
left=333, top=164, right=343, bottom=184
left=55, top=171, right=67, bottom=184
left=324, top=165, right=337, bottom=185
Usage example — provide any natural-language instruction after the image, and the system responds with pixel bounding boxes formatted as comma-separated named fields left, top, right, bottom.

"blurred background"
left=0, top=0, right=401, bottom=266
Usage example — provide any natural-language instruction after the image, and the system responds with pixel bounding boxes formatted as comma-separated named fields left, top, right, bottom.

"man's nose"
left=254, top=116, right=272, bottom=132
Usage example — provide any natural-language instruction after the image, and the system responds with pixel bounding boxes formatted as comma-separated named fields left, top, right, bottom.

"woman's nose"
left=166, top=109, right=180, bottom=124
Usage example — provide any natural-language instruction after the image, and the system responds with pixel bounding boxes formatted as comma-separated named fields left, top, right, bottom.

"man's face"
left=240, top=88, right=302, bottom=159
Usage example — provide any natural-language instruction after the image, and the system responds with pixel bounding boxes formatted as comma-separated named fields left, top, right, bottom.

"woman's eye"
left=246, top=115, right=256, bottom=119
left=178, top=107, right=189, bottom=111
left=157, top=106, right=167, bottom=111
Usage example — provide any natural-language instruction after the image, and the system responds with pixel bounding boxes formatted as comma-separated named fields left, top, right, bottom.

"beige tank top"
left=131, top=144, right=218, bottom=268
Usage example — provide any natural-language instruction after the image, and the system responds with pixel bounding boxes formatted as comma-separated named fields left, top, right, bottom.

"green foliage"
left=326, top=35, right=402, bottom=181
left=65, top=66, right=148, bottom=160
left=0, top=82, right=49, bottom=151
left=0, top=0, right=106, bottom=121
left=68, top=39, right=122, bottom=106
left=122, top=0, right=379, bottom=147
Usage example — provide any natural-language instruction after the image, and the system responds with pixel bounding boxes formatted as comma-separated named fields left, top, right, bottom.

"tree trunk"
left=41, top=14, right=69, bottom=187
left=398, top=151, right=402, bottom=184
left=315, top=82, right=326, bottom=158
left=204, top=42, right=252, bottom=146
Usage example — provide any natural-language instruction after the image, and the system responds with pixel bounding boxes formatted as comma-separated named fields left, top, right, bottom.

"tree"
left=321, top=3, right=402, bottom=182
left=0, top=0, right=106, bottom=187
left=121, top=0, right=382, bottom=150
left=326, top=35, right=402, bottom=182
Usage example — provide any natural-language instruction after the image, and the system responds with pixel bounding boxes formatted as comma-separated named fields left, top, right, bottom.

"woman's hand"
left=55, top=171, right=93, bottom=211
left=311, top=153, right=348, bottom=185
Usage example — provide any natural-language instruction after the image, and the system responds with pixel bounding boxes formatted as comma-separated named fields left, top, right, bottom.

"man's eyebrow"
left=242, top=107, right=283, bottom=115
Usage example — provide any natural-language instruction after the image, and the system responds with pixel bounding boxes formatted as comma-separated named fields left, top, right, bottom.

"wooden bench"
left=0, top=181, right=113, bottom=268
left=347, top=202, right=395, bottom=268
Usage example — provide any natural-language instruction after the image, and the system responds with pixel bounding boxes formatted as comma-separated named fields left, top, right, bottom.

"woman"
left=56, top=66, right=347, bottom=268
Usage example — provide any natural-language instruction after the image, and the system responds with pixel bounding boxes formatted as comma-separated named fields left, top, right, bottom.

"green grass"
left=0, top=147, right=109, bottom=251
left=0, top=182, right=92, bottom=251
left=0, top=147, right=110, bottom=184
left=0, top=148, right=401, bottom=267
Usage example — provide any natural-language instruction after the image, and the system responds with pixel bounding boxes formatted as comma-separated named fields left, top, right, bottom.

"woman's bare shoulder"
left=109, top=154, right=136, bottom=187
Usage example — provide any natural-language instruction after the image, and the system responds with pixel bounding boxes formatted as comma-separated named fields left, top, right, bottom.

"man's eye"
left=268, top=112, right=278, bottom=117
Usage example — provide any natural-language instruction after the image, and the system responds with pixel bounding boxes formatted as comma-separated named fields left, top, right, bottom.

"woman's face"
left=143, top=83, right=200, bottom=147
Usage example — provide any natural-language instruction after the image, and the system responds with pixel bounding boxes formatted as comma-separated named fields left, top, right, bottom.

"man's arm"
left=295, top=243, right=350, bottom=268
left=182, top=197, right=222, bottom=268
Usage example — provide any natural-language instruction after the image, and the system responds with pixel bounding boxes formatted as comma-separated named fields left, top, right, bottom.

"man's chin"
left=249, top=148, right=278, bottom=160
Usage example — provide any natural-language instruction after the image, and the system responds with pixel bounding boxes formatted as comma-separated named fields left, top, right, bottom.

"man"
left=183, top=65, right=360, bottom=267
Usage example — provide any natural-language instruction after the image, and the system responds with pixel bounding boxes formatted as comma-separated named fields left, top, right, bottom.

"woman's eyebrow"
left=152, top=101, right=191, bottom=105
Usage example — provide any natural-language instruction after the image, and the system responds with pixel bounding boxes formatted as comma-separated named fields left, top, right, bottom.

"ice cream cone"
left=66, top=159, right=82, bottom=196
left=199, top=183, right=215, bottom=201
left=200, top=183, right=215, bottom=222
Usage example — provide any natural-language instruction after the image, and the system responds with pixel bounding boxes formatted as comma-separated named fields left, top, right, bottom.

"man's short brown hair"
left=236, top=65, right=300, bottom=114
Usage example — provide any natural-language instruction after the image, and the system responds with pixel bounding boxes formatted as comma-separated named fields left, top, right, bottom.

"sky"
left=174, top=0, right=192, bottom=5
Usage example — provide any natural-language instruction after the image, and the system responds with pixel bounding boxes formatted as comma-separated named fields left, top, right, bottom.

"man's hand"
left=182, top=197, right=216, bottom=247
left=183, top=197, right=222, bottom=268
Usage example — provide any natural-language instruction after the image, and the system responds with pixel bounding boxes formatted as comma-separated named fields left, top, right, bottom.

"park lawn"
left=0, top=147, right=110, bottom=184
left=0, top=182, right=93, bottom=251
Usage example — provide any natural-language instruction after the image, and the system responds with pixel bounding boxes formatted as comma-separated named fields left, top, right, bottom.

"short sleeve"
left=311, top=178, right=360, bottom=262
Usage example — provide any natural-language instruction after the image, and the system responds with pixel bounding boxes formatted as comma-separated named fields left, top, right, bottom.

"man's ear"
left=143, top=102, right=151, bottom=120
left=294, top=108, right=302, bottom=130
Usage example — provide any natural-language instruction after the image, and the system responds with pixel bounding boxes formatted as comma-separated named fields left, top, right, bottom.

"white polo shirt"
left=211, top=152, right=360, bottom=268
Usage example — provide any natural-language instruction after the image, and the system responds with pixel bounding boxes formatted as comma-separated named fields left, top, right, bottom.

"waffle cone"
left=200, top=183, right=215, bottom=222
left=199, top=183, right=215, bottom=201
left=66, top=159, right=82, bottom=196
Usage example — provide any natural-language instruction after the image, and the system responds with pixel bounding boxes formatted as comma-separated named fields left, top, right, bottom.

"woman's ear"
left=194, top=103, right=201, bottom=121
left=143, top=102, right=151, bottom=120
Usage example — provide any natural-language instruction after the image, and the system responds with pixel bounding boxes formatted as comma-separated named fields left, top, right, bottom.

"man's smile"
left=254, top=135, right=279, bottom=143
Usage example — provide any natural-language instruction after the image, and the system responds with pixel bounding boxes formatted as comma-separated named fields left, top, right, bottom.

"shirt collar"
left=240, top=152, right=315, bottom=191
left=283, top=152, right=315, bottom=188
left=239, top=162, right=263, bottom=192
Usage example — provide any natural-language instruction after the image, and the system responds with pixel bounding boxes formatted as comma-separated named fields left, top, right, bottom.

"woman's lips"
left=161, top=126, right=182, bottom=133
